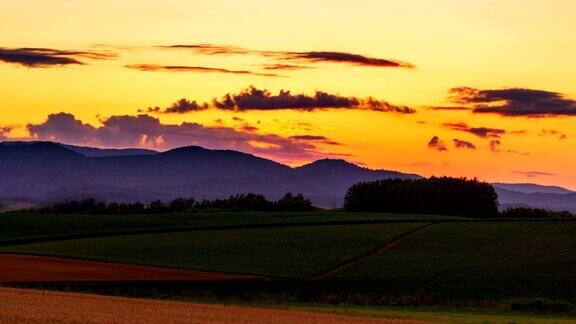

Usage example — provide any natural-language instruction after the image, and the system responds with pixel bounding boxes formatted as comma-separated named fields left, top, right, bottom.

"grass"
left=0, top=211, right=458, bottom=243
left=0, top=223, right=423, bottom=278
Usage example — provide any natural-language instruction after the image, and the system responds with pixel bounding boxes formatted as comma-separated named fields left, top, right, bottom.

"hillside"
left=0, top=141, right=418, bottom=207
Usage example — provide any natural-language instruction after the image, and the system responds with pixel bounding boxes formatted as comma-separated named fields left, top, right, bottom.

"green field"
left=0, top=223, right=422, bottom=278
left=0, top=211, right=457, bottom=243
left=336, top=222, right=576, bottom=280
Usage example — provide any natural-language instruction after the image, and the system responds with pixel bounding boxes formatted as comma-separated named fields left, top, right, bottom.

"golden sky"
left=1, top=0, right=576, bottom=188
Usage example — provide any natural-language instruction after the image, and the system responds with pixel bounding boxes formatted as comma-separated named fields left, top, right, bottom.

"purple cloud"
left=26, top=112, right=337, bottom=163
left=449, top=87, right=576, bottom=117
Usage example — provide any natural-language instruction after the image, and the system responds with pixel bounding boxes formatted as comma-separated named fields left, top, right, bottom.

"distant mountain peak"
left=304, top=158, right=357, bottom=167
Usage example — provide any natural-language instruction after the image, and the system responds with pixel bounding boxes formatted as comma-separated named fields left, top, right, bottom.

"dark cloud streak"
left=0, top=47, right=116, bottom=67
left=449, top=87, right=576, bottom=117
left=126, top=64, right=280, bottom=77
left=443, top=122, right=506, bottom=138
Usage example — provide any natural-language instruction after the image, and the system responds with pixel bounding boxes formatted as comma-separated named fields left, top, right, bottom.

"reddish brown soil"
left=0, top=254, right=263, bottom=283
left=0, top=288, right=422, bottom=323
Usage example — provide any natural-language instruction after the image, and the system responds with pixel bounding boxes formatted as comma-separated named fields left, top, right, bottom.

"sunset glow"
left=2, top=0, right=576, bottom=188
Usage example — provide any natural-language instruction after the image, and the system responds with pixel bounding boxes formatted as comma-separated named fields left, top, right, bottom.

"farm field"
left=0, top=288, right=408, bottom=324
left=0, top=223, right=423, bottom=278
left=334, top=222, right=576, bottom=300
left=0, top=254, right=264, bottom=283
left=0, top=211, right=458, bottom=243
left=1, top=212, right=576, bottom=320
left=0, top=287, right=573, bottom=324
left=337, top=222, right=576, bottom=280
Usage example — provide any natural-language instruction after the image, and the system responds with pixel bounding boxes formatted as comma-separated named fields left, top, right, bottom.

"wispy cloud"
left=158, top=44, right=415, bottom=69
left=289, top=135, right=340, bottom=145
left=513, top=171, right=556, bottom=178
left=126, top=64, right=280, bottom=77
left=443, top=122, right=506, bottom=138
left=261, top=64, right=310, bottom=71
left=0, top=47, right=116, bottom=67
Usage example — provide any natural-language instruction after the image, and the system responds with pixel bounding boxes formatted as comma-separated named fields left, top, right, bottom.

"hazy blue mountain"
left=495, top=187, right=576, bottom=212
left=0, top=141, right=417, bottom=207
left=60, top=144, right=158, bottom=157
left=493, top=183, right=574, bottom=195
left=0, top=141, right=158, bottom=157
left=1, top=141, right=574, bottom=211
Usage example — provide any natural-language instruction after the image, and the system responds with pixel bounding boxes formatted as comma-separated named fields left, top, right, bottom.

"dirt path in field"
left=313, top=223, right=434, bottom=280
left=0, top=254, right=265, bottom=283
left=0, top=288, right=424, bottom=324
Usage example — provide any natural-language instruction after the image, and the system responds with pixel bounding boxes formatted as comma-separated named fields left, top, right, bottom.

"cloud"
left=211, top=86, right=415, bottom=113
left=427, top=106, right=470, bottom=111
left=274, top=51, right=415, bottom=68
left=289, top=135, right=340, bottom=145
left=0, top=47, right=116, bottom=67
left=513, top=171, right=556, bottom=178
left=125, top=64, right=280, bottom=77
left=453, top=139, right=476, bottom=150
left=26, top=112, right=337, bottom=163
left=449, top=87, right=576, bottom=117
left=428, top=136, right=448, bottom=151
left=0, top=126, right=13, bottom=140
left=158, top=44, right=252, bottom=55
left=140, top=99, right=209, bottom=114
left=261, top=64, right=310, bottom=71
left=159, top=44, right=415, bottom=69
left=489, top=139, right=501, bottom=152
left=540, top=129, right=568, bottom=140
left=443, top=122, right=506, bottom=138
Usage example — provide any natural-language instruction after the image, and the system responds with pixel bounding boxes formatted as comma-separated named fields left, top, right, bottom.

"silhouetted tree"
left=29, top=192, right=314, bottom=214
left=500, top=207, right=574, bottom=219
left=344, top=177, right=499, bottom=218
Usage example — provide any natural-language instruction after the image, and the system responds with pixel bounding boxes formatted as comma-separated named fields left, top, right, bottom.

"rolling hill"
left=0, top=141, right=419, bottom=207
left=1, top=141, right=575, bottom=211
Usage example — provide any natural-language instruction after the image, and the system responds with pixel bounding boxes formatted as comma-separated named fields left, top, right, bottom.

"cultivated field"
left=0, top=254, right=264, bottom=282
left=1, top=212, right=576, bottom=321
left=333, top=221, right=576, bottom=300
left=0, top=211, right=457, bottom=243
left=0, top=223, right=423, bottom=278
left=0, top=288, right=410, bottom=324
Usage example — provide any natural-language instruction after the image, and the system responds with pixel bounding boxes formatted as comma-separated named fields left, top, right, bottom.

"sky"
left=1, top=0, right=576, bottom=188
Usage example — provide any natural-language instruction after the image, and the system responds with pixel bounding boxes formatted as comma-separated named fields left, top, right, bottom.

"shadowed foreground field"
left=0, top=288, right=415, bottom=324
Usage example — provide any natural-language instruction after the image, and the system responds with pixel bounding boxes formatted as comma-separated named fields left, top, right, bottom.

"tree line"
left=344, top=177, right=499, bottom=218
left=500, top=207, right=575, bottom=219
left=29, top=193, right=314, bottom=214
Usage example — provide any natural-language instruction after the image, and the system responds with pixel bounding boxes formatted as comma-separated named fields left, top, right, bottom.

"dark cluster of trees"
left=500, top=207, right=575, bottom=219
left=31, top=193, right=314, bottom=214
left=344, top=177, right=499, bottom=218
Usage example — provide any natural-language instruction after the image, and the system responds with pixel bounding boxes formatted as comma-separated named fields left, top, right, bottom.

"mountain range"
left=0, top=141, right=574, bottom=212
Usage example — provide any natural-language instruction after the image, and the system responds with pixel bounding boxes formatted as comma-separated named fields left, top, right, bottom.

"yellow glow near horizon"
left=1, top=0, right=576, bottom=188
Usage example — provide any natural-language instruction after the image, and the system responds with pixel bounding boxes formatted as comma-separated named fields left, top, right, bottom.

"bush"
left=344, top=177, right=499, bottom=218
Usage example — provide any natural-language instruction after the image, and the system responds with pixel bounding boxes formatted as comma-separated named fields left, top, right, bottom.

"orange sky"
left=1, top=0, right=576, bottom=188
